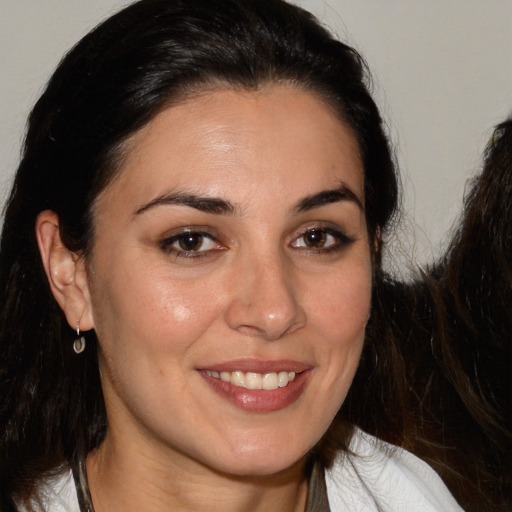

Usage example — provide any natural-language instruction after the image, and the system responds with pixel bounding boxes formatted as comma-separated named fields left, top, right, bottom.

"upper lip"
left=198, top=359, right=312, bottom=374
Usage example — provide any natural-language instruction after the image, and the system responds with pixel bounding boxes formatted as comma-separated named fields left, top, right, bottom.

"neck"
left=86, top=434, right=309, bottom=512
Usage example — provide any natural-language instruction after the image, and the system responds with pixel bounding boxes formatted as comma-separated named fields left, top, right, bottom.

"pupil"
left=305, top=230, right=325, bottom=248
left=179, top=233, right=203, bottom=251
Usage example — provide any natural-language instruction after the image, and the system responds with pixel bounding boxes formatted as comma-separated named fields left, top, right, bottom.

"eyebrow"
left=294, top=184, right=363, bottom=213
left=133, top=183, right=362, bottom=217
left=134, top=193, right=236, bottom=216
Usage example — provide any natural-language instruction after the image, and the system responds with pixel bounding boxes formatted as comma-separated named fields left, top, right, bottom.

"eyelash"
left=291, top=227, right=354, bottom=254
left=159, top=226, right=354, bottom=260
left=160, top=230, right=224, bottom=259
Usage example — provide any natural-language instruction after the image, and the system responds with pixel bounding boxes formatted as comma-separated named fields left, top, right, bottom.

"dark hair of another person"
left=0, top=0, right=401, bottom=508
left=372, top=120, right=512, bottom=511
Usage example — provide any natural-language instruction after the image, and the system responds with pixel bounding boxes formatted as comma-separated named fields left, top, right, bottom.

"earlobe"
left=35, top=210, right=94, bottom=332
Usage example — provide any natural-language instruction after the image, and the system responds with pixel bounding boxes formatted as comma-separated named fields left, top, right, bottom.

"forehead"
left=96, top=85, right=364, bottom=215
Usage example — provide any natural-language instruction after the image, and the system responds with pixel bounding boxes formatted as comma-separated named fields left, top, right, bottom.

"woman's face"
left=86, top=86, right=371, bottom=477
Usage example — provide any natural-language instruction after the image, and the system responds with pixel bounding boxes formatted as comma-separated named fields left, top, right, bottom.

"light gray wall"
left=1, top=1, right=511, bottom=272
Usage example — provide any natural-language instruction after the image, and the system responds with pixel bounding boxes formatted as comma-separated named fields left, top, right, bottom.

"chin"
left=216, top=457, right=307, bottom=481
left=206, top=439, right=309, bottom=479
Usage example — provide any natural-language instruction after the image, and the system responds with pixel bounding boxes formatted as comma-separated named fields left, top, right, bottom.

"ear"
left=35, top=210, right=94, bottom=332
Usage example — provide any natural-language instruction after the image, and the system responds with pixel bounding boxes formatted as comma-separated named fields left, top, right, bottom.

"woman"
left=0, top=0, right=463, bottom=510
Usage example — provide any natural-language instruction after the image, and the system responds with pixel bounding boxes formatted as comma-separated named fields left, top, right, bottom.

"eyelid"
left=159, top=226, right=226, bottom=258
left=291, top=221, right=351, bottom=240
left=160, top=225, right=220, bottom=241
left=289, top=223, right=355, bottom=252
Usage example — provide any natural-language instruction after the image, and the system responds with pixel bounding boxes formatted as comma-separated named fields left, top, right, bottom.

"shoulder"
left=325, top=428, right=463, bottom=512
left=16, top=468, right=80, bottom=512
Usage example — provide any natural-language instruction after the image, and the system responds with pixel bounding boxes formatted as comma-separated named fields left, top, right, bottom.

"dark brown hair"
left=0, top=0, right=399, bottom=508
left=366, top=120, right=512, bottom=511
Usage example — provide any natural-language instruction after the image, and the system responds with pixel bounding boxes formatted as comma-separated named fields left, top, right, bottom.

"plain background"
left=1, top=0, right=511, bottom=273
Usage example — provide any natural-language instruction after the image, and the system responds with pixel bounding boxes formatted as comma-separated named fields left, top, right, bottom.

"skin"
left=37, top=85, right=372, bottom=511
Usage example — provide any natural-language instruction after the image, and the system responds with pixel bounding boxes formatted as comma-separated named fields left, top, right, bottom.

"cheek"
left=297, top=261, right=371, bottom=440
left=306, top=262, right=372, bottom=341
left=89, top=265, right=226, bottom=415
left=89, top=261, right=225, bottom=358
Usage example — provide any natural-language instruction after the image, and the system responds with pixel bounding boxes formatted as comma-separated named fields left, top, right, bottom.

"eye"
left=291, top=227, right=352, bottom=253
left=160, top=230, right=224, bottom=258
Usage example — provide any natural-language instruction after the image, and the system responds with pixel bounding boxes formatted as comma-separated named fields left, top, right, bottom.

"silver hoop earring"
left=73, top=323, right=86, bottom=354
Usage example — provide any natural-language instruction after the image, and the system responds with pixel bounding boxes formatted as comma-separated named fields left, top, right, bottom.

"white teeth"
left=262, top=372, right=278, bottom=390
left=246, top=372, right=262, bottom=390
left=231, top=371, right=245, bottom=387
left=205, top=370, right=297, bottom=390
left=278, top=371, right=290, bottom=387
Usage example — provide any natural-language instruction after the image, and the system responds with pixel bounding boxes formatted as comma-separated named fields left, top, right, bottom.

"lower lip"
left=201, top=371, right=311, bottom=412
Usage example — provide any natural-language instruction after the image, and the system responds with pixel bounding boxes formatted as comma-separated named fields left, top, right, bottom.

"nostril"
left=236, top=325, right=268, bottom=338
left=234, top=316, right=305, bottom=341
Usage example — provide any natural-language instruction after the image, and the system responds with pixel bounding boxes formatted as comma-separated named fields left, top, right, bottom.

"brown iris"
left=178, top=233, right=204, bottom=251
left=303, top=229, right=326, bottom=248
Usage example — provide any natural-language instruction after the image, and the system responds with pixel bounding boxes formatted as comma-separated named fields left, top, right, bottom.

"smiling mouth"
left=204, top=370, right=297, bottom=390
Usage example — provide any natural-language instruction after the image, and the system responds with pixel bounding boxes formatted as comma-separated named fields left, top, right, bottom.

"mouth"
left=199, top=360, right=311, bottom=412
left=203, top=370, right=297, bottom=390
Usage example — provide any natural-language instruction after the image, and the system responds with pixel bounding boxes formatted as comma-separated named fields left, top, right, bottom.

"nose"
left=225, top=253, right=306, bottom=340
